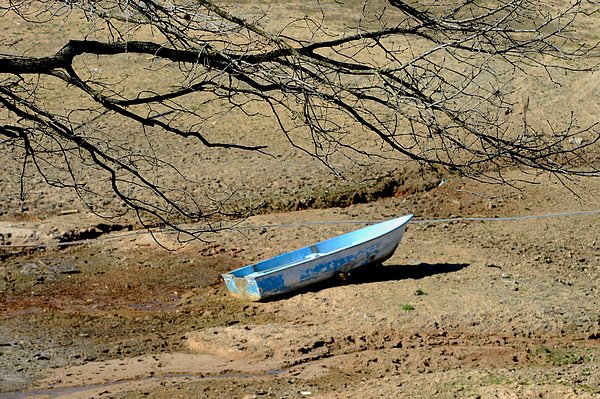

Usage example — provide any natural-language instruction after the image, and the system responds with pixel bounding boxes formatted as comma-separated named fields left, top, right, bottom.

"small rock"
left=569, top=136, right=584, bottom=146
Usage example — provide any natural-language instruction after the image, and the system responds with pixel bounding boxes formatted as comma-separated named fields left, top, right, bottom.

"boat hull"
left=222, top=215, right=413, bottom=301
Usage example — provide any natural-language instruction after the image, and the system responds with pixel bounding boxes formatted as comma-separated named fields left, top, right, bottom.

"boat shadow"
left=266, top=262, right=470, bottom=301
left=350, top=262, right=470, bottom=284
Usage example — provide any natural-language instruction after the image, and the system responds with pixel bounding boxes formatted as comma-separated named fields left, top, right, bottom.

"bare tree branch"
left=1, top=0, right=599, bottom=233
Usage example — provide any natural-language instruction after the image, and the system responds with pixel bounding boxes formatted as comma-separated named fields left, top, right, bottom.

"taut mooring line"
left=1, top=209, right=598, bottom=250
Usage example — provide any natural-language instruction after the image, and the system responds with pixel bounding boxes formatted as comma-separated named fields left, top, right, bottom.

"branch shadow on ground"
left=267, top=262, right=469, bottom=301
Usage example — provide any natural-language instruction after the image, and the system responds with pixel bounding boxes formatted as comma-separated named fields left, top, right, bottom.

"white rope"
left=1, top=209, right=599, bottom=250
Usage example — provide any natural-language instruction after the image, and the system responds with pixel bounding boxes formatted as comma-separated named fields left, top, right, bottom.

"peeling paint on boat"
left=222, top=215, right=413, bottom=301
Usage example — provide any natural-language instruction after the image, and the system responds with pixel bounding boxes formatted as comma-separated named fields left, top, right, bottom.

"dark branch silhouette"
left=1, top=0, right=599, bottom=236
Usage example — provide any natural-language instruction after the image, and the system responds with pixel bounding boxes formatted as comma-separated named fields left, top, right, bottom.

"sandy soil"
left=1, top=172, right=599, bottom=398
left=1, top=1, right=600, bottom=398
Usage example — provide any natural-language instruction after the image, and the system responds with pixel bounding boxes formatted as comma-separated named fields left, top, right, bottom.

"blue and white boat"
left=222, top=215, right=413, bottom=301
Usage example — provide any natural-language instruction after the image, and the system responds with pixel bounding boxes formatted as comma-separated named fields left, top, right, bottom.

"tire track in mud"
left=7, top=326, right=599, bottom=399
left=4, top=353, right=287, bottom=399
left=189, top=323, right=600, bottom=371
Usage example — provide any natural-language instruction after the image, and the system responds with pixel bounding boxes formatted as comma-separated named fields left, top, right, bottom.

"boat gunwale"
left=222, top=215, right=413, bottom=281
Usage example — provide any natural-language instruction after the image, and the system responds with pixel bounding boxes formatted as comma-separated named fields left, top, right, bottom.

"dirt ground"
left=1, top=171, right=599, bottom=398
left=1, top=1, right=600, bottom=398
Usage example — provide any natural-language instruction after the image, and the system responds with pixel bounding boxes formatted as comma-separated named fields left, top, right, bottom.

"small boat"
left=222, top=214, right=413, bottom=301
